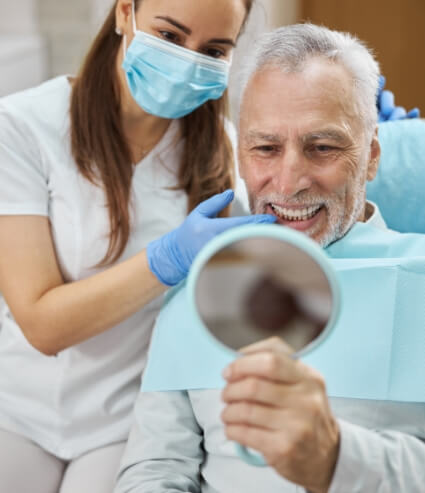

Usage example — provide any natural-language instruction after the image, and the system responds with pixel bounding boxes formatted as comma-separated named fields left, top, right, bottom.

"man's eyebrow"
left=155, top=16, right=192, bottom=35
left=244, top=131, right=282, bottom=143
left=302, top=130, right=349, bottom=144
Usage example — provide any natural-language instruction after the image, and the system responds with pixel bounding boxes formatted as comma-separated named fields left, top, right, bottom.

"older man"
left=115, top=24, right=425, bottom=493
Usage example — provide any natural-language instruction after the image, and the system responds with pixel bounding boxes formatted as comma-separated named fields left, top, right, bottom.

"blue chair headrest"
left=367, top=119, right=425, bottom=233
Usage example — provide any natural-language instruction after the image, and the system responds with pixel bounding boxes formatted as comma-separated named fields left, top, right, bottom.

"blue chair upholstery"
left=367, top=119, right=425, bottom=233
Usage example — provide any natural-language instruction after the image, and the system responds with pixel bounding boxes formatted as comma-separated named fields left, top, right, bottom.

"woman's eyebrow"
left=155, top=16, right=192, bottom=35
left=155, top=16, right=236, bottom=47
left=208, top=38, right=236, bottom=47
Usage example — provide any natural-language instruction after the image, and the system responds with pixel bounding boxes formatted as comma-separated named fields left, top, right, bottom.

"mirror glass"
left=195, top=236, right=333, bottom=355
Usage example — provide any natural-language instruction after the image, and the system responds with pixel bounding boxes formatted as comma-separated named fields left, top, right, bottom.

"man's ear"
left=366, top=127, right=381, bottom=182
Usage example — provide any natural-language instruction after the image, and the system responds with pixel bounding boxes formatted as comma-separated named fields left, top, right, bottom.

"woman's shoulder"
left=0, top=77, right=74, bottom=182
left=0, top=76, right=72, bottom=134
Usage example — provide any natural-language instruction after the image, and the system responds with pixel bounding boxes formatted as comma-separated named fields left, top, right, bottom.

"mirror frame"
left=187, top=224, right=341, bottom=358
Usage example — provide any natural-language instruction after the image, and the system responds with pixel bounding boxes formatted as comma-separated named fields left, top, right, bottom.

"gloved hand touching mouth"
left=147, top=190, right=276, bottom=286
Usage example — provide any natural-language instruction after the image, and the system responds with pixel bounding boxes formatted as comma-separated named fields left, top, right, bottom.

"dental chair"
left=367, top=119, right=425, bottom=233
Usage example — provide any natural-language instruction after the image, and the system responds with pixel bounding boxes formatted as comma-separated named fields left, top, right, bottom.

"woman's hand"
left=378, top=75, right=420, bottom=122
left=147, top=190, right=276, bottom=286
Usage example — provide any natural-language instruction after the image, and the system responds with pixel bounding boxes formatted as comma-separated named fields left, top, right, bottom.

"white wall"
left=0, top=0, right=48, bottom=96
left=0, top=35, right=48, bottom=96
left=0, top=0, right=40, bottom=34
left=91, top=0, right=114, bottom=31
left=0, top=0, right=114, bottom=96
left=262, top=0, right=300, bottom=27
left=38, top=0, right=93, bottom=77
left=228, top=0, right=300, bottom=119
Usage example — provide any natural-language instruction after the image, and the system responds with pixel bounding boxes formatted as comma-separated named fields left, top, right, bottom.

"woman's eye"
left=159, top=31, right=180, bottom=44
left=205, top=47, right=225, bottom=59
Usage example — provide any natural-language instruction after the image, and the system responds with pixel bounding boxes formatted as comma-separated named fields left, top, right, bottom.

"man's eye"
left=315, top=145, right=336, bottom=153
left=159, top=31, right=180, bottom=44
left=255, top=145, right=276, bottom=153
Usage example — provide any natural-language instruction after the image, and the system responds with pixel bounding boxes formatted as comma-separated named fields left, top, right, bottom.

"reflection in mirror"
left=195, top=237, right=333, bottom=355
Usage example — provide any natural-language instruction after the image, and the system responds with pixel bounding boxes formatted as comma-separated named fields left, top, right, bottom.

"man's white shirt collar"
left=365, top=200, right=387, bottom=231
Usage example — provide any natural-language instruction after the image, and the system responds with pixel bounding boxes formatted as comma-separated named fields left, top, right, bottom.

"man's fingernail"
left=222, top=366, right=231, bottom=379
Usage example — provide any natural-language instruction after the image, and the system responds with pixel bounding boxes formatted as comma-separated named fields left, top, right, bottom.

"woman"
left=0, top=1, right=274, bottom=492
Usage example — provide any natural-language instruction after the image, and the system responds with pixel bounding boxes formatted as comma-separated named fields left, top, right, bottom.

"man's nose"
left=273, top=148, right=312, bottom=197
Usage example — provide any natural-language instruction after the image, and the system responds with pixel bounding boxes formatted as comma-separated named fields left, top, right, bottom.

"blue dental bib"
left=142, top=222, right=425, bottom=402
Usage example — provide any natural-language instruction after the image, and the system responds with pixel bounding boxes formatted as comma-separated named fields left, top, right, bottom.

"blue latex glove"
left=377, top=75, right=420, bottom=122
left=147, top=190, right=277, bottom=286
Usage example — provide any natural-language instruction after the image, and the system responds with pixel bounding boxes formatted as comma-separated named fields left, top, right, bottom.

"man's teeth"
left=271, top=204, right=321, bottom=221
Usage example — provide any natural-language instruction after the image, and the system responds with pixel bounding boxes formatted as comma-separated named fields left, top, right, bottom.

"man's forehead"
left=240, top=61, right=358, bottom=139
left=245, top=59, right=353, bottom=96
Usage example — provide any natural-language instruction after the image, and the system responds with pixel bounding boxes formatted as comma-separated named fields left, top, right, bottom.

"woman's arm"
left=0, top=215, right=166, bottom=355
left=0, top=192, right=275, bottom=355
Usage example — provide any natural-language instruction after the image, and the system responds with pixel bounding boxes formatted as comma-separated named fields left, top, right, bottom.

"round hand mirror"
left=187, top=224, right=341, bottom=466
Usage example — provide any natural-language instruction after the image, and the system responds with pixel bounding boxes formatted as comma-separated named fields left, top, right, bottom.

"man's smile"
left=267, top=203, right=325, bottom=232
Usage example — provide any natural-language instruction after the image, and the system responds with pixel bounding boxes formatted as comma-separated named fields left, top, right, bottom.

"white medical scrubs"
left=0, top=76, right=243, bottom=460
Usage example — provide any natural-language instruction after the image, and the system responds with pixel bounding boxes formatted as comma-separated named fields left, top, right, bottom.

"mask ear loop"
left=123, top=0, right=138, bottom=57
left=123, top=34, right=127, bottom=58
left=131, top=0, right=137, bottom=34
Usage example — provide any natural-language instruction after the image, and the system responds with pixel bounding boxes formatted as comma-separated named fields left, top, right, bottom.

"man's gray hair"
left=239, top=23, right=380, bottom=137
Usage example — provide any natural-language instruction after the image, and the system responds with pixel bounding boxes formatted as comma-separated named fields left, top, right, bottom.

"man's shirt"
left=115, top=204, right=425, bottom=493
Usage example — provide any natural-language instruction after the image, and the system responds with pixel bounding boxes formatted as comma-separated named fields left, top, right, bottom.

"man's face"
left=238, top=59, right=380, bottom=247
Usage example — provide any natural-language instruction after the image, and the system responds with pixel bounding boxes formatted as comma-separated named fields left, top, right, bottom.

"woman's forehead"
left=137, top=0, right=247, bottom=37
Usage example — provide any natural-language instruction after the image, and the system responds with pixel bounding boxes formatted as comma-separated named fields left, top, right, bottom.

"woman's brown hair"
left=70, top=0, right=254, bottom=265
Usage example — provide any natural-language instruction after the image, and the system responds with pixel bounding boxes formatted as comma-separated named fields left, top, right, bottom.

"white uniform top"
left=0, top=76, right=243, bottom=460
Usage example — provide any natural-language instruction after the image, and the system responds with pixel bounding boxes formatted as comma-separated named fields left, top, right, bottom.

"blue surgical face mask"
left=121, top=2, right=231, bottom=119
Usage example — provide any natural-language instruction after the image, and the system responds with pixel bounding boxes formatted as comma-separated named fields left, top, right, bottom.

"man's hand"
left=221, top=337, right=340, bottom=493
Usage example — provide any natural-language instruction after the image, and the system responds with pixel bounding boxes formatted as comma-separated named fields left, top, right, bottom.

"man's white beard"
left=249, top=185, right=367, bottom=248
left=318, top=188, right=366, bottom=248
